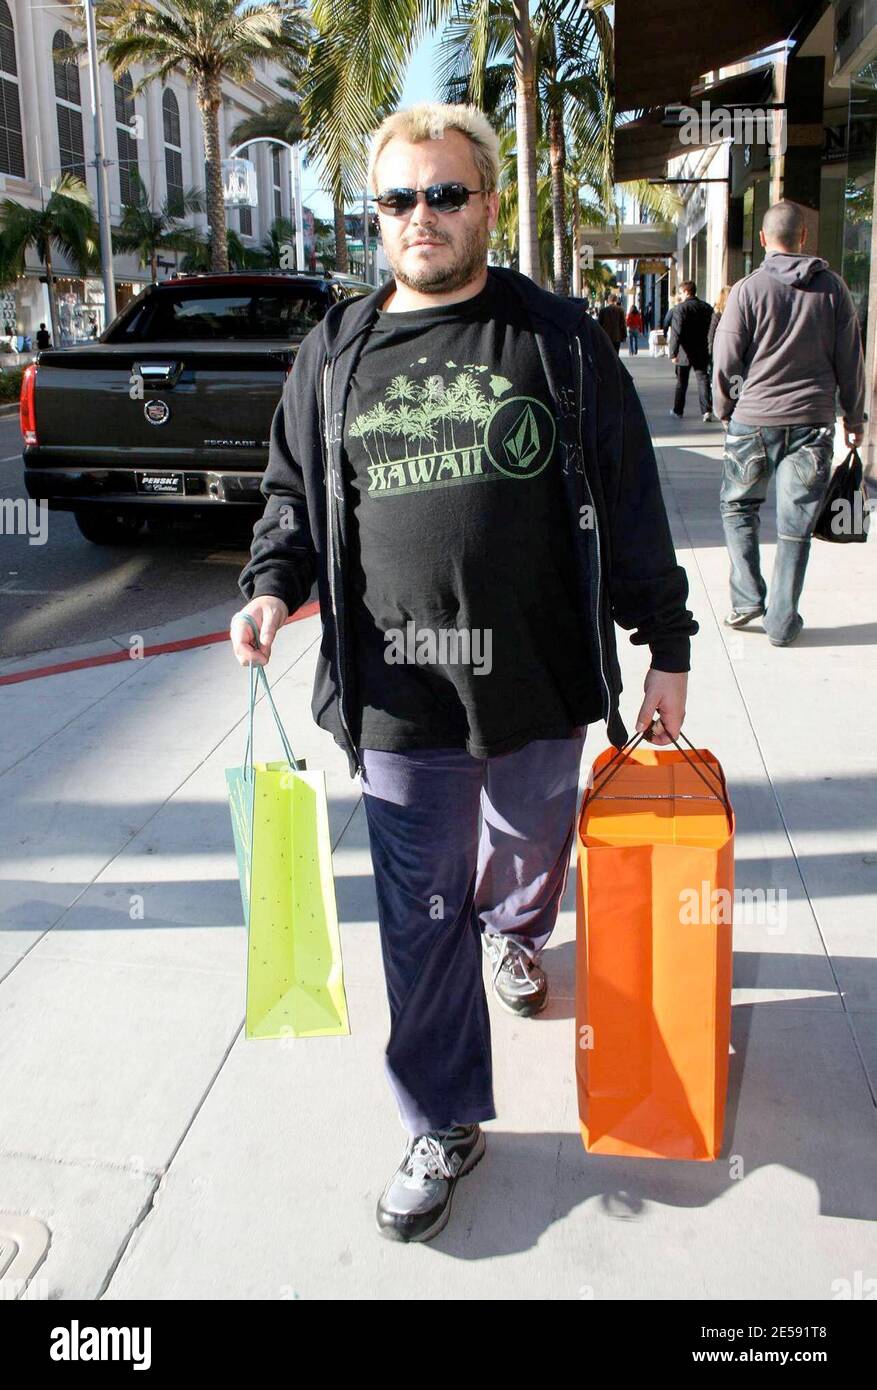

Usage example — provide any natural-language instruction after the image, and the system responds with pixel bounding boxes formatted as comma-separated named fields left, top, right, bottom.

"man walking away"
left=626, top=302, right=643, bottom=355
left=712, top=200, right=865, bottom=646
left=597, top=293, right=627, bottom=354
left=668, top=281, right=714, bottom=421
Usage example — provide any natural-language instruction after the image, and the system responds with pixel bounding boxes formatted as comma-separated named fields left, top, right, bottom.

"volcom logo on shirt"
left=347, top=363, right=556, bottom=495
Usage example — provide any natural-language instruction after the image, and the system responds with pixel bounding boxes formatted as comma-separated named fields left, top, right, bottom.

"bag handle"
left=234, top=613, right=301, bottom=777
left=837, top=446, right=863, bottom=476
left=588, top=724, right=731, bottom=823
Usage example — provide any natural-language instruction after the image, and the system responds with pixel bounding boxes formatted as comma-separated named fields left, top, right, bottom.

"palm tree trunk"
left=198, top=74, right=228, bottom=273
left=43, top=241, right=60, bottom=346
left=571, top=184, right=581, bottom=297
left=512, top=0, right=540, bottom=286
left=548, top=104, right=568, bottom=296
left=333, top=200, right=349, bottom=274
left=150, top=250, right=158, bottom=284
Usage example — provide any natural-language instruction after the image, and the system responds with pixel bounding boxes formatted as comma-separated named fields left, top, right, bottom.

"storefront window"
left=841, top=58, right=877, bottom=347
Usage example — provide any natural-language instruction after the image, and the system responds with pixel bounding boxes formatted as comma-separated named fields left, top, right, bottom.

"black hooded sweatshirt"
left=238, top=266, right=698, bottom=777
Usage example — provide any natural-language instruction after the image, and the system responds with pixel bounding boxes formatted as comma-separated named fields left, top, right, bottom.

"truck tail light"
left=20, top=363, right=37, bottom=446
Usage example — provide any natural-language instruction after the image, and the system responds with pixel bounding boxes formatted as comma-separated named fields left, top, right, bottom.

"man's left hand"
left=635, top=669, right=688, bottom=745
left=671, top=356, right=678, bottom=364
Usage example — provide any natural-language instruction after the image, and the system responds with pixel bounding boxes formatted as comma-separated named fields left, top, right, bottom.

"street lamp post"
left=228, top=137, right=305, bottom=269
left=83, top=0, right=117, bottom=325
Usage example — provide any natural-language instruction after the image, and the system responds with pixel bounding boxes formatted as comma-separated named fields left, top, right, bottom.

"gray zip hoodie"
left=712, top=251, right=866, bottom=430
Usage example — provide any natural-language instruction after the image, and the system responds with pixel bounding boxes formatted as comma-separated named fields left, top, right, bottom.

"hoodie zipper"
left=573, top=334, right=612, bottom=719
left=321, top=356, right=362, bottom=777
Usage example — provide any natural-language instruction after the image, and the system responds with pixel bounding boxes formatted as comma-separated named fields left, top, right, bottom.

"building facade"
left=616, top=0, right=877, bottom=473
left=0, top=0, right=302, bottom=344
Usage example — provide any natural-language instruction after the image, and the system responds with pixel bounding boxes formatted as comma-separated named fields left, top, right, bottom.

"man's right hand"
left=845, top=427, right=864, bottom=448
left=230, top=597, right=289, bottom=667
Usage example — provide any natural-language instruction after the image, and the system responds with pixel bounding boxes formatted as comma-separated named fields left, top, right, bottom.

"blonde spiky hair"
left=367, top=103, right=501, bottom=197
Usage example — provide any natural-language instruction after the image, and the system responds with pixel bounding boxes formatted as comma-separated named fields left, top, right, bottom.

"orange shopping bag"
left=576, top=729, right=735, bottom=1161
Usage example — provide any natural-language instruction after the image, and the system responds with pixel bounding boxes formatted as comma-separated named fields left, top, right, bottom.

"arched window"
left=0, top=1, right=23, bottom=177
left=53, top=30, right=84, bottom=180
left=114, top=72, right=139, bottom=206
left=162, top=89, right=183, bottom=215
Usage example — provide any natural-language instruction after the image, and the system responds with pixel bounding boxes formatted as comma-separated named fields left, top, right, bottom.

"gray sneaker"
left=376, top=1125, right=485, bottom=1243
left=723, top=607, right=765, bottom=629
left=482, top=931, right=548, bottom=1017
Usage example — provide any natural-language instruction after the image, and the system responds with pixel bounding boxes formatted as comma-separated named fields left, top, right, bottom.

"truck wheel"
left=74, top=509, right=145, bottom=545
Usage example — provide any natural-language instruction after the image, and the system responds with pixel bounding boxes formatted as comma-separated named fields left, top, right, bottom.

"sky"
left=298, top=32, right=444, bottom=223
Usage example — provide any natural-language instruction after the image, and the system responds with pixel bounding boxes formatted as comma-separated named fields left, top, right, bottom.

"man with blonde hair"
left=231, top=101, right=697, bottom=1243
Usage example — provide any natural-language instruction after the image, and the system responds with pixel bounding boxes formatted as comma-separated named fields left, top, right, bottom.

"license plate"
left=137, top=472, right=183, bottom=494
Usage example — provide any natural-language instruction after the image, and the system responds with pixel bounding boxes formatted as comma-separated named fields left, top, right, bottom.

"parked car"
left=20, top=271, right=369, bottom=544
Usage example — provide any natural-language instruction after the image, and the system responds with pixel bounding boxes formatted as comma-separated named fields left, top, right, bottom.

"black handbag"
left=813, top=447, right=871, bottom=543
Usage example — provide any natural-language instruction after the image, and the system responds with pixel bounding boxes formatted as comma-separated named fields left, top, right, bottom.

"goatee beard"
left=389, top=222, right=489, bottom=294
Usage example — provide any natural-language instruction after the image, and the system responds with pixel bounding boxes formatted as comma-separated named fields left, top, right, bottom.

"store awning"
left=615, top=63, right=776, bottom=183
left=615, top=0, right=815, bottom=112
left=615, top=109, right=704, bottom=183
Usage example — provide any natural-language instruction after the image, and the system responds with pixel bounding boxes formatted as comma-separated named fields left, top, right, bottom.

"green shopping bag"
left=225, top=616, right=350, bottom=1040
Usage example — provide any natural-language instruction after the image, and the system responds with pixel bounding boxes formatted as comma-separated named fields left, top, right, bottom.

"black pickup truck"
left=20, top=271, right=369, bottom=543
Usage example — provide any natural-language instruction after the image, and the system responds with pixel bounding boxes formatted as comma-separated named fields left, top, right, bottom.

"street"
left=0, top=413, right=254, bottom=661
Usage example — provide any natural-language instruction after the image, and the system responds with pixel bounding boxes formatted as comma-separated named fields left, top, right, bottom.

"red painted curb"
left=0, top=599, right=321, bottom=686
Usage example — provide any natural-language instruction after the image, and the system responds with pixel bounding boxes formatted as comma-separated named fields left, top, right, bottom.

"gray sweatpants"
left=360, top=730, right=586, bottom=1136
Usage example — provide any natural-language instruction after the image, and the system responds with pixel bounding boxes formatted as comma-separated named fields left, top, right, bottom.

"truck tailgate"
left=31, top=341, right=294, bottom=470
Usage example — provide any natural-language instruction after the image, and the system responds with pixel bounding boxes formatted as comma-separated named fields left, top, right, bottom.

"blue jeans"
left=628, top=331, right=639, bottom=355
left=360, top=731, right=586, bottom=1134
left=720, top=420, right=835, bottom=641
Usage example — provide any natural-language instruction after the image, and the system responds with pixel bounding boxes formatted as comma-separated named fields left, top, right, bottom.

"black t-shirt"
left=341, top=270, right=599, bottom=756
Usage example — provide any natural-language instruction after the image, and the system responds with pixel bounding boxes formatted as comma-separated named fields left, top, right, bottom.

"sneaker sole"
left=376, top=1132, right=487, bottom=1245
left=493, top=986, right=549, bottom=1019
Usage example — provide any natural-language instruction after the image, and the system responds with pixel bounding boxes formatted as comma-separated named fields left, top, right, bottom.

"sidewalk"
left=1, top=348, right=875, bottom=1300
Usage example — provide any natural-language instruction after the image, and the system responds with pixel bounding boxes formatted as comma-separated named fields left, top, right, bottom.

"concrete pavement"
left=1, top=347, right=875, bottom=1299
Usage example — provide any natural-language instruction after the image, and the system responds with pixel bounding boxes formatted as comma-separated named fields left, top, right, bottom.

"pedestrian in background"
left=708, top=286, right=732, bottom=359
left=597, top=293, right=627, bottom=354
left=712, top=199, right=865, bottom=646
left=626, top=302, right=643, bottom=355
left=668, top=280, right=715, bottom=421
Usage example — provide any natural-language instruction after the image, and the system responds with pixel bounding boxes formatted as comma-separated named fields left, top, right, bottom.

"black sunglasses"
left=372, top=183, right=487, bottom=215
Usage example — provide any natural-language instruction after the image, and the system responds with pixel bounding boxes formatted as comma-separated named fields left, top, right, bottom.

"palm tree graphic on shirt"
left=346, top=362, right=550, bottom=492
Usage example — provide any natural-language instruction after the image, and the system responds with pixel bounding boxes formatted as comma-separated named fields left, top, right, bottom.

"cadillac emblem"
left=144, top=399, right=170, bottom=425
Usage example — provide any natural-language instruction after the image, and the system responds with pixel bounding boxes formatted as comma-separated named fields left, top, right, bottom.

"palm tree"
left=95, top=0, right=309, bottom=273
left=178, top=226, right=257, bottom=271
left=303, top=5, right=408, bottom=279
left=254, top=215, right=294, bottom=268
left=112, top=171, right=205, bottom=283
left=440, top=0, right=614, bottom=296
left=0, top=175, right=97, bottom=344
left=303, top=0, right=545, bottom=282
